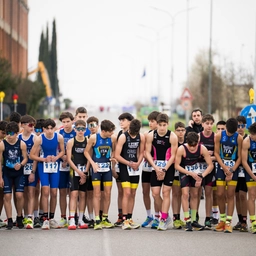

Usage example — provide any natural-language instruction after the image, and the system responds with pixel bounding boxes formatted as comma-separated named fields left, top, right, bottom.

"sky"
left=28, top=0, right=256, bottom=109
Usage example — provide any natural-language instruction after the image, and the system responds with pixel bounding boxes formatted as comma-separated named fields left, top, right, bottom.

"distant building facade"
left=0, top=0, right=28, bottom=78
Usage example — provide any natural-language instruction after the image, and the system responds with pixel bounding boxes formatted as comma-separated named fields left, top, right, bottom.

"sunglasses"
left=26, top=123, right=35, bottom=127
left=76, top=127, right=86, bottom=132
left=237, top=124, right=245, bottom=129
left=88, top=122, right=97, bottom=128
left=34, top=128, right=43, bottom=133
left=217, top=128, right=225, bottom=130
left=7, top=131, right=15, bottom=136
left=176, top=129, right=185, bottom=132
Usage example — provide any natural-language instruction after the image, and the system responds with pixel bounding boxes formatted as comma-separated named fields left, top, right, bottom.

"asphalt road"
left=1, top=109, right=255, bottom=256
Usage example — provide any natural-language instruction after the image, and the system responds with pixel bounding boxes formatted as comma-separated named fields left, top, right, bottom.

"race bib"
left=97, top=162, right=110, bottom=172
left=115, top=163, right=120, bottom=173
left=24, top=163, right=33, bottom=175
left=142, top=161, right=152, bottom=172
left=174, top=169, right=179, bottom=177
left=238, top=166, right=245, bottom=177
left=127, top=166, right=139, bottom=176
left=75, top=164, right=86, bottom=177
left=43, top=162, right=59, bottom=173
left=222, top=159, right=235, bottom=168
left=154, top=160, right=167, bottom=168
left=59, top=161, right=70, bottom=172
left=185, top=163, right=200, bottom=174
left=198, top=162, right=208, bottom=173
left=252, top=163, right=256, bottom=174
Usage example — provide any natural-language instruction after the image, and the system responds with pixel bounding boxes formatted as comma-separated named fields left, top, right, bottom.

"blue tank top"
left=59, top=128, right=76, bottom=150
left=41, top=132, right=59, bottom=157
left=220, top=130, right=239, bottom=160
left=92, top=133, right=112, bottom=163
left=18, top=133, right=35, bottom=164
left=3, top=139, right=22, bottom=169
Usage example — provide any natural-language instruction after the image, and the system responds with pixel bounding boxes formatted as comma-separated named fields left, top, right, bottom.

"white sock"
left=146, top=210, right=152, bottom=217
left=79, top=212, right=84, bottom=222
left=89, top=213, right=94, bottom=220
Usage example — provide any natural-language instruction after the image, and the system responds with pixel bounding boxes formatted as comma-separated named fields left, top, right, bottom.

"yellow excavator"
left=27, top=61, right=52, bottom=100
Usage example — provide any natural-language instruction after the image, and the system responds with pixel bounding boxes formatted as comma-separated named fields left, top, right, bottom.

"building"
left=0, top=0, right=29, bottom=78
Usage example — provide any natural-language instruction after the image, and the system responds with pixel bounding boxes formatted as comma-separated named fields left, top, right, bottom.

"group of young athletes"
left=0, top=106, right=256, bottom=234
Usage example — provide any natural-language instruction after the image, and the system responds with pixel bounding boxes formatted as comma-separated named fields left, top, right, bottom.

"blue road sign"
left=240, top=104, right=256, bottom=128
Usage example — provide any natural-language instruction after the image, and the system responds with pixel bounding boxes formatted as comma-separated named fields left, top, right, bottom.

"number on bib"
left=24, top=163, right=33, bottom=175
left=43, top=162, right=58, bottom=173
left=75, top=164, right=86, bottom=177
left=97, top=162, right=110, bottom=172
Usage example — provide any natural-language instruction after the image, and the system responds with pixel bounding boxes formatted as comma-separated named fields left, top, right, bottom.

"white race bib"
left=222, top=159, right=235, bottom=168
left=154, top=160, right=167, bottom=169
left=127, top=166, right=139, bottom=176
left=43, top=162, right=59, bottom=173
left=198, top=162, right=208, bottom=173
left=185, top=163, right=200, bottom=174
left=97, top=162, right=110, bottom=172
left=252, top=163, right=256, bottom=174
left=142, top=161, right=152, bottom=172
left=238, top=166, right=245, bottom=177
left=75, top=164, right=86, bottom=177
left=174, top=169, right=179, bottom=177
left=59, top=161, right=70, bottom=172
left=24, top=163, right=33, bottom=175
left=115, top=163, right=120, bottom=173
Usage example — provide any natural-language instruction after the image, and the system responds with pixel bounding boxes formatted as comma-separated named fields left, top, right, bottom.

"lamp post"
left=150, top=5, right=196, bottom=105
left=0, top=91, right=5, bottom=120
left=208, top=0, right=213, bottom=113
left=12, top=93, right=19, bottom=112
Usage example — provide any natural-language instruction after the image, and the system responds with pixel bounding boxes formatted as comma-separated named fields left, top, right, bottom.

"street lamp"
left=150, top=5, right=197, bottom=105
left=12, top=93, right=19, bottom=112
left=0, top=91, right=5, bottom=120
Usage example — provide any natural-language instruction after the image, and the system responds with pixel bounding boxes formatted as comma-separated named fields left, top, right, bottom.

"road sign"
left=180, top=87, right=193, bottom=100
left=240, top=104, right=256, bottom=128
left=181, top=99, right=192, bottom=110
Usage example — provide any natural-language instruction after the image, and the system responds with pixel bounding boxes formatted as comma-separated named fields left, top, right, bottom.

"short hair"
left=186, top=132, right=199, bottom=145
left=6, top=121, right=19, bottom=133
left=118, top=112, right=134, bottom=121
left=42, top=119, right=56, bottom=128
left=75, top=120, right=86, bottom=127
left=35, top=119, right=45, bottom=129
left=100, top=120, right=115, bottom=132
left=75, top=107, right=87, bottom=115
left=148, top=111, right=160, bottom=121
left=236, top=115, right=246, bottom=124
left=202, top=114, right=214, bottom=123
left=191, top=108, right=203, bottom=118
left=248, top=122, right=256, bottom=134
left=175, top=121, right=185, bottom=130
left=9, top=112, right=21, bottom=123
left=87, top=116, right=99, bottom=124
left=0, top=120, right=8, bottom=131
left=20, top=115, right=36, bottom=124
left=216, top=120, right=226, bottom=126
left=226, top=118, right=238, bottom=134
left=156, top=113, right=169, bottom=124
left=59, top=112, right=74, bottom=121
left=129, top=119, right=141, bottom=136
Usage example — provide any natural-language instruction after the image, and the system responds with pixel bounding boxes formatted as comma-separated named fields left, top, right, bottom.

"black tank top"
left=152, top=130, right=171, bottom=160
left=71, top=137, right=87, bottom=165
left=3, top=139, right=22, bottom=169
left=181, top=144, right=201, bottom=168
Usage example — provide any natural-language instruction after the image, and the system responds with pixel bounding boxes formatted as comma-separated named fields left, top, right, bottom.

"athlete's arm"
left=15, top=140, right=28, bottom=171
left=165, top=131, right=178, bottom=170
left=201, top=145, right=214, bottom=178
left=52, top=134, right=65, bottom=162
left=30, top=136, right=45, bottom=162
left=233, top=134, right=243, bottom=170
left=214, top=132, right=228, bottom=172
left=0, top=141, right=4, bottom=188
left=84, top=134, right=99, bottom=173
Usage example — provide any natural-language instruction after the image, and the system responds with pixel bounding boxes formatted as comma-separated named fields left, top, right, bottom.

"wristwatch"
left=162, top=169, right=167, bottom=173
left=31, top=170, right=35, bottom=174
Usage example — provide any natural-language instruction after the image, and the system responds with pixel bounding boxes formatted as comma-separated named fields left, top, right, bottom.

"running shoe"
left=78, top=220, right=88, bottom=229
left=22, top=217, right=28, bottom=228
left=141, top=216, right=154, bottom=228
left=26, top=218, right=34, bottom=229
left=204, top=219, right=212, bottom=230
left=233, top=221, right=241, bottom=231
left=214, top=221, right=225, bottom=232
left=94, top=220, right=102, bottom=230
left=41, top=219, right=50, bottom=230
left=6, top=219, right=13, bottom=230
left=173, top=219, right=184, bottom=229
left=83, top=215, right=90, bottom=224
left=151, top=218, right=159, bottom=229
left=33, top=217, right=41, bottom=228
left=157, top=217, right=171, bottom=231
left=68, top=218, right=76, bottom=230
left=101, top=218, right=114, bottom=228
left=49, top=219, right=60, bottom=229
left=129, top=219, right=140, bottom=229
left=185, top=221, right=193, bottom=231
left=88, top=219, right=94, bottom=228
left=114, top=218, right=123, bottom=227
left=122, top=219, right=131, bottom=230
left=251, top=224, right=256, bottom=234
left=59, top=217, right=68, bottom=228
left=240, top=223, right=248, bottom=232
left=17, top=216, right=24, bottom=229
left=0, top=219, right=6, bottom=228
left=224, top=222, right=233, bottom=233
left=192, top=221, right=204, bottom=231
left=211, top=218, right=218, bottom=226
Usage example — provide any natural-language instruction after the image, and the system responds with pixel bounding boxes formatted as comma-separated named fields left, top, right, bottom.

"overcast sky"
left=28, top=0, right=256, bottom=108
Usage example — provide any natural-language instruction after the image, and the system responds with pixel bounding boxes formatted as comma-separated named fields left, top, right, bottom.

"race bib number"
left=174, top=169, right=179, bottom=177
left=252, top=163, right=256, bottom=174
left=142, top=161, right=152, bottom=172
left=127, top=166, right=139, bottom=176
left=115, top=163, right=120, bottom=173
left=97, top=162, right=110, bottom=172
left=154, top=160, right=167, bottom=168
left=43, top=162, right=58, bottom=173
left=24, top=163, right=33, bottom=175
left=222, top=159, right=235, bottom=168
left=185, top=163, right=200, bottom=174
left=75, top=164, right=86, bottom=177
left=59, top=161, right=70, bottom=172
left=198, top=162, right=208, bottom=173
left=238, top=166, right=245, bottom=177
